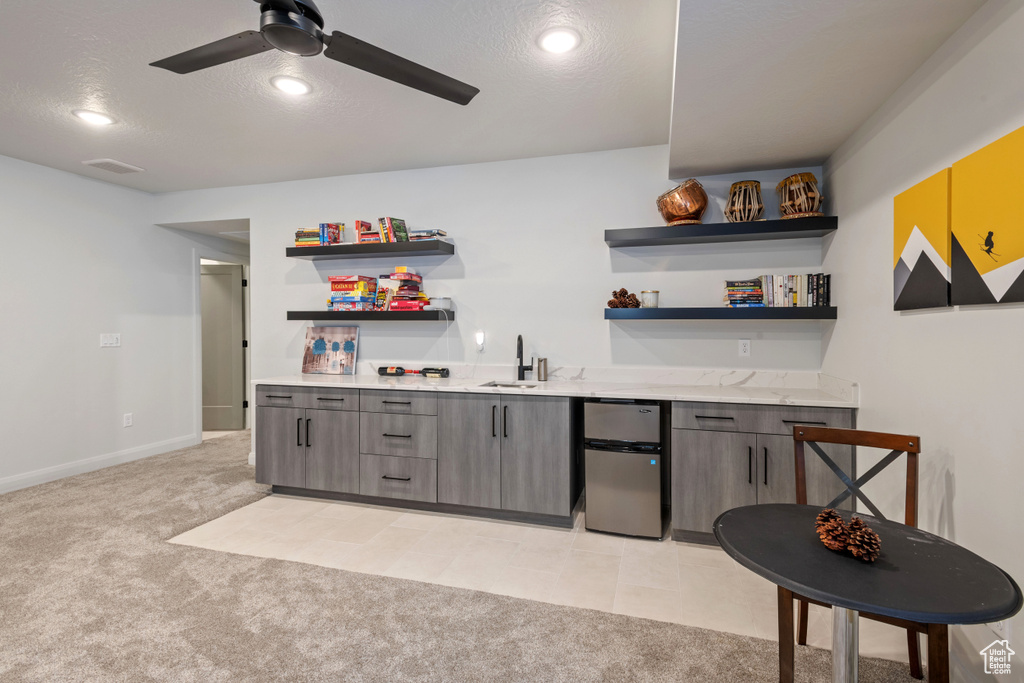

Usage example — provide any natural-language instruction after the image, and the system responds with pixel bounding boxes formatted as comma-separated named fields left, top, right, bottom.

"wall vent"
left=82, top=158, right=145, bottom=174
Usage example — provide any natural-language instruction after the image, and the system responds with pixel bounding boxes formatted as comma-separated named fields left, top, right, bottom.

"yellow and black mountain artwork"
left=894, top=169, right=950, bottom=310
left=951, top=126, right=1024, bottom=305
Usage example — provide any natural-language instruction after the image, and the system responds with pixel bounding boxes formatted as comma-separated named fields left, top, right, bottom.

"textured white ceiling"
left=668, top=0, right=985, bottom=179
left=0, top=0, right=676, bottom=192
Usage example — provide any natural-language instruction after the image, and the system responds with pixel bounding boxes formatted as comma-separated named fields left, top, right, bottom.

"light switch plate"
left=100, top=333, right=121, bottom=348
left=123, top=413, right=133, bottom=428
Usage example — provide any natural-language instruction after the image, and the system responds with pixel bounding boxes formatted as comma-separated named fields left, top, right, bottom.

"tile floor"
left=170, top=495, right=907, bottom=661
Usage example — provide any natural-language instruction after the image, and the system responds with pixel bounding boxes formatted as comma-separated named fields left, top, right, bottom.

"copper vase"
left=657, top=179, right=708, bottom=225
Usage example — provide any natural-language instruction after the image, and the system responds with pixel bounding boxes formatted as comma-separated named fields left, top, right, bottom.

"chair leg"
left=907, top=628, right=923, bottom=679
left=797, top=599, right=809, bottom=645
left=779, top=586, right=795, bottom=683
left=927, top=624, right=949, bottom=683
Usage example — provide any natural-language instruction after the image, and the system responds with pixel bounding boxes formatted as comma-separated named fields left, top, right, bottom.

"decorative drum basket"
left=776, top=172, right=824, bottom=219
left=657, top=179, right=708, bottom=225
left=724, top=180, right=764, bottom=223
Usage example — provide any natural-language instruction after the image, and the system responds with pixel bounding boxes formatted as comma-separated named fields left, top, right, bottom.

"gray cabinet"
left=671, top=402, right=855, bottom=542
left=436, top=393, right=572, bottom=516
left=255, top=385, right=359, bottom=492
left=437, top=393, right=501, bottom=509
left=500, top=395, right=572, bottom=517
left=255, top=406, right=306, bottom=488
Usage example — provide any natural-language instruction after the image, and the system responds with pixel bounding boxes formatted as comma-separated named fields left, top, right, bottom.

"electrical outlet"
left=123, top=413, right=133, bottom=428
left=990, top=619, right=1011, bottom=640
left=739, top=339, right=751, bottom=357
left=100, top=333, right=121, bottom=348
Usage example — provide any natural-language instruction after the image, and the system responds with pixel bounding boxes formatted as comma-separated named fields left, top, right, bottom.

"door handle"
left=267, top=394, right=293, bottom=399
left=763, top=447, right=768, bottom=486
left=782, top=419, right=827, bottom=426
left=492, top=405, right=497, bottom=437
left=382, top=400, right=412, bottom=405
left=695, top=414, right=735, bottom=421
left=748, top=446, right=752, bottom=484
left=503, top=406, right=508, bottom=438
left=316, top=397, right=345, bottom=402
left=306, top=419, right=311, bottom=447
left=296, top=418, right=302, bottom=446
left=382, top=433, right=412, bottom=439
left=382, top=475, right=412, bottom=482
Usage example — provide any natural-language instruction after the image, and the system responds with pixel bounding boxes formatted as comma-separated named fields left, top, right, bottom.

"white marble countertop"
left=254, top=370, right=858, bottom=408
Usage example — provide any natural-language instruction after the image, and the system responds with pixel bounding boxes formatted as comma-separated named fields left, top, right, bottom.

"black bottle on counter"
left=378, top=366, right=405, bottom=376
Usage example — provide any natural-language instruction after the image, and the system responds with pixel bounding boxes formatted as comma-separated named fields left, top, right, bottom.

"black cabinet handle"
left=782, top=419, right=827, bottom=426
left=492, top=405, right=497, bottom=437
left=503, top=406, right=509, bottom=438
left=748, top=447, right=752, bottom=484
left=382, top=475, right=412, bottom=482
left=316, top=397, right=345, bottom=402
left=306, top=418, right=311, bottom=447
left=382, top=433, right=412, bottom=439
left=296, top=418, right=302, bottom=446
left=695, top=414, right=735, bottom=421
left=382, top=400, right=412, bottom=405
left=267, top=394, right=292, bottom=399
left=763, top=447, right=768, bottom=486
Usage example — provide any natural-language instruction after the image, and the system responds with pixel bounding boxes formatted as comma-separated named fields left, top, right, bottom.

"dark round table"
left=714, top=504, right=1021, bottom=683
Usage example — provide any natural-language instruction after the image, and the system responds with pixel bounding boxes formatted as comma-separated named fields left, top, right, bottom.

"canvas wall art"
left=951, top=125, right=1024, bottom=305
left=301, top=326, right=359, bottom=375
left=893, top=168, right=951, bottom=310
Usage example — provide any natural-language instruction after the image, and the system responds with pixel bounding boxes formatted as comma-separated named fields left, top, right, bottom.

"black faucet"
left=516, top=334, right=533, bottom=381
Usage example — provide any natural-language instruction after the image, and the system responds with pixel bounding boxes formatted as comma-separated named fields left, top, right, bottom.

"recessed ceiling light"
left=73, top=109, right=115, bottom=126
left=271, top=76, right=312, bottom=96
left=538, top=28, right=580, bottom=54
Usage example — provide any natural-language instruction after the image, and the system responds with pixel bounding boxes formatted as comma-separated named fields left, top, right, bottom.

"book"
left=330, top=282, right=377, bottom=292
left=378, top=217, right=396, bottom=243
left=409, top=229, right=447, bottom=237
left=328, top=275, right=376, bottom=283
left=390, top=218, right=409, bottom=242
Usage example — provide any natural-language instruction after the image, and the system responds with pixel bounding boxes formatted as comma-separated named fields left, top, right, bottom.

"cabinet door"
left=500, top=395, right=571, bottom=516
left=255, top=406, right=306, bottom=488
left=671, top=429, right=757, bottom=534
left=437, top=393, right=501, bottom=509
left=305, top=408, right=359, bottom=494
left=755, top=433, right=855, bottom=509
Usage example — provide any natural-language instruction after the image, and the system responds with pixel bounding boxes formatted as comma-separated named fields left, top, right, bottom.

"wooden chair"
left=780, top=426, right=938, bottom=682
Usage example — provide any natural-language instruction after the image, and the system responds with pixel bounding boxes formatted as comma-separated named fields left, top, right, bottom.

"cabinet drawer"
left=359, top=454, right=437, bottom=503
left=256, top=385, right=315, bottom=408
left=672, top=402, right=854, bottom=436
left=360, top=413, right=437, bottom=459
left=360, top=390, right=437, bottom=415
left=306, top=387, right=359, bottom=411
left=256, top=385, right=358, bottom=410
left=752, top=405, right=854, bottom=436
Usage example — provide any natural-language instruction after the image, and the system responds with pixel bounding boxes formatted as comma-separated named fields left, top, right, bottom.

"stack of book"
left=723, top=274, right=832, bottom=307
left=327, top=275, right=377, bottom=311
left=409, top=229, right=448, bottom=241
left=378, top=267, right=429, bottom=311
left=356, top=220, right=379, bottom=244
left=295, top=223, right=343, bottom=246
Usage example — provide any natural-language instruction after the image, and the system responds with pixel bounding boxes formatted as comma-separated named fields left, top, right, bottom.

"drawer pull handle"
left=492, top=405, right=497, bottom=438
left=382, top=400, right=412, bottom=405
left=267, top=394, right=293, bottom=399
left=383, top=433, right=413, bottom=439
left=694, top=415, right=735, bottom=420
left=296, top=418, right=303, bottom=446
left=748, top=446, right=752, bottom=484
left=782, top=419, right=827, bottom=426
left=382, top=475, right=412, bottom=482
left=306, top=418, right=311, bottom=447
left=503, top=406, right=509, bottom=438
left=317, top=397, right=345, bottom=402
left=763, top=447, right=768, bottom=486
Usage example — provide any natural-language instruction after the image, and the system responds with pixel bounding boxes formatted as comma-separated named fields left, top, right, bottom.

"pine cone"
left=817, top=518, right=849, bottom=552
left=816, top=508, right=842, bottom=530
left=626, top=293, right=641, bottom=308
left=846, top=517, right=881, bottom=562
left=608, top=298, right=620, bottom=308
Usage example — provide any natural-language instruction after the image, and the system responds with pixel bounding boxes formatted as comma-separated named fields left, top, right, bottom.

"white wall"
left=823, top=0, right=1024, bottom=677
left=152, top=146, right=830, bottom=384
left=0, top=155, right=240, bottom=491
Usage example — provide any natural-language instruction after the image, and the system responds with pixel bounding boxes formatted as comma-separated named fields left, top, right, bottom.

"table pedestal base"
left=832, top=606, right=859, bottom=682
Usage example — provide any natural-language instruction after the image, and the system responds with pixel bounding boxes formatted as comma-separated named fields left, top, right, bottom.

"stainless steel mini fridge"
left=583, top=399, right=664, bottom=538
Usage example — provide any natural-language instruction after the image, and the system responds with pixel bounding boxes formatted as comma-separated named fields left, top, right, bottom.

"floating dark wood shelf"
left=287, top=310, right=455, bottom=322
left=604, top=216, right=837, bottom=247
left=286, top=240, right=455, bottom=260
left=605, top=307, right=837, bottom=320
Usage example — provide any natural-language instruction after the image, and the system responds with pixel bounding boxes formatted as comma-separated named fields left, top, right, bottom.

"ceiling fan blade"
left=323, top=31, right=479, bottom=105
left=151, top=31, right=274, bottom=74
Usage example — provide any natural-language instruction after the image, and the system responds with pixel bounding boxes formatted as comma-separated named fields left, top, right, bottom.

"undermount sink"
left=479, top=381, right=537, bottom=388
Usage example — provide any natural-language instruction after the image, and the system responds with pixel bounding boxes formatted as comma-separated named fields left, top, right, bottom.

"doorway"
left=201, top=261, right=247, bottom=431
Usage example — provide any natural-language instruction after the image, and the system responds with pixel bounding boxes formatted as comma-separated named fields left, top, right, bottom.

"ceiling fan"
left=150, top=0, right=479, bottom=105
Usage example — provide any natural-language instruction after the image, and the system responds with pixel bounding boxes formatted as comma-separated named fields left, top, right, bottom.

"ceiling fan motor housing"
left=260, top=10, right=324, bottom=56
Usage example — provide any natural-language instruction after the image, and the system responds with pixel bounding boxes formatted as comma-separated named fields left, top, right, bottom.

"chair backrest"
left=793, top=426, right=921, bottom=527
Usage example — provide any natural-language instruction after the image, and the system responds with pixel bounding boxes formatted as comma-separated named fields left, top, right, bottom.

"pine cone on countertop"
left=846, top=517, right=882, bottom=563
left=815, top=508, right=849, bottom=552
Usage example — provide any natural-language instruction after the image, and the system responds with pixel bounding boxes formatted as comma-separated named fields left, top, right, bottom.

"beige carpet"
left=0, top=432, right=917, bottom=682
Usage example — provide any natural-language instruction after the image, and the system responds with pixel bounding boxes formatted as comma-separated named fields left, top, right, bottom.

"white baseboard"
left=0, top=434, right=201, bottom=495
left=248, top=451, right=255, bottom=466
